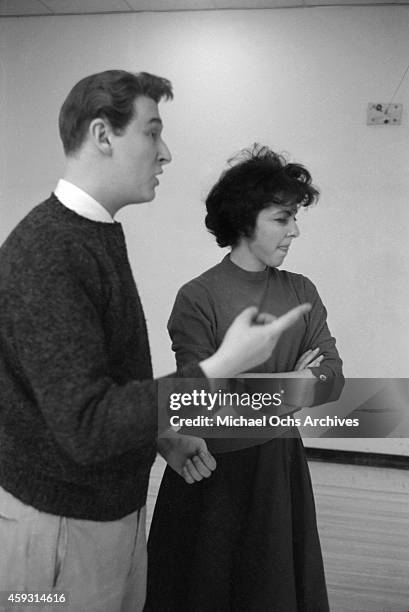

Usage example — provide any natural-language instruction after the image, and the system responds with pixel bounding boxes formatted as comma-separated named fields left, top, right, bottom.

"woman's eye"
left=276, top=216, right=297, bottom=224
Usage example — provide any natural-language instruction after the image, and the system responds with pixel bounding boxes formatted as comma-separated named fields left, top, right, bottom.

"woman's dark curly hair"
left=205, top=144, right=319, bottom=248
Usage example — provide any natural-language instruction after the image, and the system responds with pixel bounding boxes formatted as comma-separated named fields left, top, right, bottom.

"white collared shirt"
left=54, top=179, right=115, bottom=223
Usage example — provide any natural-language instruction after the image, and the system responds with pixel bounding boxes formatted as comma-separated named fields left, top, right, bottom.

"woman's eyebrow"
left=272, top=209, right=291, bottom=216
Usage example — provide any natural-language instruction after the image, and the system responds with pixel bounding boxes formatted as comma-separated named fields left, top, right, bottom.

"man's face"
left=110, top=96, right=171, bottom=205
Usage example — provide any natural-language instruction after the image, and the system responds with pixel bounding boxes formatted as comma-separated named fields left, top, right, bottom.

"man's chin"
left=144, top=188, right=156, bottom=202
left=132, top=190, right=156, bottom=204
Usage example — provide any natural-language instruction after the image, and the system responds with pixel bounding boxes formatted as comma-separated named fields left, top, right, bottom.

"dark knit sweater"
left=0, top=195, right=205, bottom=520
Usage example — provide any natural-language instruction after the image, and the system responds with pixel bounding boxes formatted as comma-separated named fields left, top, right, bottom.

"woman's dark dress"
left=146, top=256, right=343, bottom=612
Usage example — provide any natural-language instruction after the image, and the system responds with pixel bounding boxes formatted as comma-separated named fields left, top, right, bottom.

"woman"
left=146, top=145, right=343, bottom=612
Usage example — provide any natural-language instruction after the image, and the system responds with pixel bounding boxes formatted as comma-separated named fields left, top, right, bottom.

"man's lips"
left=153, top=171, right=163, bottom=186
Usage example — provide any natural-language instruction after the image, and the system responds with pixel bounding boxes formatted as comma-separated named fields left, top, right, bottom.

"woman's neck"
left=229, top=245, right=266, bottom=272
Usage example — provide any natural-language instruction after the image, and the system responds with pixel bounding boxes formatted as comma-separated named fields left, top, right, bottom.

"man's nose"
left=158, top=139, right=172, bottom=165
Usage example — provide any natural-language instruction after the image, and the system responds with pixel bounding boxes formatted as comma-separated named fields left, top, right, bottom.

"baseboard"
left=305, top=447, right=409, bottom=469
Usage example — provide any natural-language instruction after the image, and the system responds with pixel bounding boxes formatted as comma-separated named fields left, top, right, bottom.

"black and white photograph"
left=0, top=1, right=408, bottom=611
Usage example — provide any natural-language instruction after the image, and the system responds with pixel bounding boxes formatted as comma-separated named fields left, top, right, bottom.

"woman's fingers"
left=295, top=347, right=320, bottom=370
left=308, top=354, right=324, bottom=369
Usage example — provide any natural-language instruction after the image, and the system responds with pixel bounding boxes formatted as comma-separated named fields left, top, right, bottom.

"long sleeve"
left=294, top=276, right=344, bottom=403
left=168, top=283, right=218, bottom=368
left=298, top=277, right=343, bottom=379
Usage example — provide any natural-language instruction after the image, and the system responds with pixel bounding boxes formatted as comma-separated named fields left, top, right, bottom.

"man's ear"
left=88, top=117, right=113, bottom=155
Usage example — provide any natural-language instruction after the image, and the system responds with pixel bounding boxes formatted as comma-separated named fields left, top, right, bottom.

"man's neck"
left=63, top=166, right=119, bottom=217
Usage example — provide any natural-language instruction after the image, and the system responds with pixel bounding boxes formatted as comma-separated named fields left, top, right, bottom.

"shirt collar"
left=54, top=179, right=115, bottom=224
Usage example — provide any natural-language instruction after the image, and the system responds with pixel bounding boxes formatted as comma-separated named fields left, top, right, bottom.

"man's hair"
left=59, top=70, right=173, bottom=155
left=205, top=144, right=319, bottom=248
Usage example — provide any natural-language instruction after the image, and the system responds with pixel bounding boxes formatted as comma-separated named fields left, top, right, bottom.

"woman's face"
left=233, top=203, right=300, bottom=271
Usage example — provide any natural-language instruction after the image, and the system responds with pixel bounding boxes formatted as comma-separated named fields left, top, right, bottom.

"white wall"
left=1, top=9, right=408, bottom=387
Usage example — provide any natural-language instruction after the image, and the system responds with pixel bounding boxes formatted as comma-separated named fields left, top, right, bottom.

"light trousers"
left=0, top=486, right=147, bottom=612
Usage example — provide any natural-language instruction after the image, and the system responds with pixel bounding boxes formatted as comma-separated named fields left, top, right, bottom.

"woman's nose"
left=287, top=219, right=300, bottom=238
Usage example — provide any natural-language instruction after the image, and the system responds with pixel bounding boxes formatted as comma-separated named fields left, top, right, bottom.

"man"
left=0, top=70, right=309, bottom=612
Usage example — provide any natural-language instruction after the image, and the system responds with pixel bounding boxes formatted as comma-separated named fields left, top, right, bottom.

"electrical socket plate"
left=367, top=103, right=402, bottom=125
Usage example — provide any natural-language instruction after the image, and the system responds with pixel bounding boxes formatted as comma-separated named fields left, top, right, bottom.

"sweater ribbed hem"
left=0, top=450, right=156, bottom=521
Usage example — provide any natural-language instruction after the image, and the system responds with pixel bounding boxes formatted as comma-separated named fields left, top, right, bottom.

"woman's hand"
left=295, top=348, right=323, bottom=371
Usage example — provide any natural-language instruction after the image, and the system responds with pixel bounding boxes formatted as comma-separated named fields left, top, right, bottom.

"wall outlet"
left=367, top=103, right=402, bottom=125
